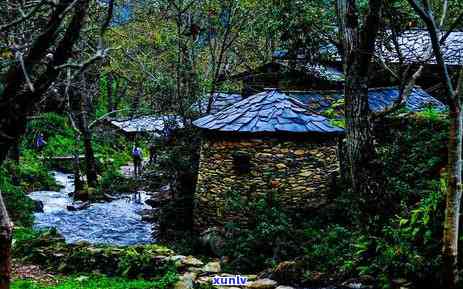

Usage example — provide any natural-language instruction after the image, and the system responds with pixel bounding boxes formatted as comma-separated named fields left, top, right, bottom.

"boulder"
left=67, top=202, right=90, bottom=211
left=33, top=200, right=44, bottom=213
left=166, top=255, right=186, bottom=268
left=182, top=256, right=204, bottom=267
left=145, top=198, right=162, bottom=208
left=141, top=211, right=158, bottom=222
left=174, top=272, right=196, bottom=289
left=245, top=278, right=278, bottom=289
left=202, top=261, right=221, bottom=273
left=195, top=276, right=211, bottom=285
left=74, top=190, right=89, bottom=201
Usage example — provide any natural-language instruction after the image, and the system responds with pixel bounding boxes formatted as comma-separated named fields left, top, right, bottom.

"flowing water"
left=29, top=171, right=153, bottom=246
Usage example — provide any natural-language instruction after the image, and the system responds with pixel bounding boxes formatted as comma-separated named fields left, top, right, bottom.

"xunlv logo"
left=212, top=275, right=248, bottom=286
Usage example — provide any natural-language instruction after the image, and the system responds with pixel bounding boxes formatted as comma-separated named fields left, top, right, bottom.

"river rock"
left=67, top=202, right=90, bottom=211
left=275, top=286, right=294, bottom=289
left=245, top=278, right=278, bottom=289
left=202, top=261, right=221, bottom=273
left=182, top=256, right=204, bottom=267
left=195, top=276, right=211, bottom=285
left=174, top=272, right=196, bottom=289
left=74, top=190, right=89, bottom=201
left=166, top=255, right=186, bottom=267
left=33, top=200, right=44, bottom=213
left=145, top=198, right=162, bottom=207
left=141, top=210, right=158, bottom=222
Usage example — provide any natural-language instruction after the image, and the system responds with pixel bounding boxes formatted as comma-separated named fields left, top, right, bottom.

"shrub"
left=0, top=166, right=34, bottom=227
left=352, top=180, right=445, bottom=289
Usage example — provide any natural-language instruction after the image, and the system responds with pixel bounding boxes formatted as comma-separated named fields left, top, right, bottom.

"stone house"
left=192, top=89, right=344, bottom=230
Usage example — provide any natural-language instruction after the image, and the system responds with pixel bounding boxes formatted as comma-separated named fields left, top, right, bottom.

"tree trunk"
left=73, top=134, right=84, bottom=193
left=0, top=191, right=12, bottom=289
left=0, top=2, right=90, bottom=287
left=442, top=96, right=463, bottom=289
left=79, top=93, right=98, bottom=188
left=82, top=129, right=97, bottom=188
left=337, top=0, right=385, bottom=214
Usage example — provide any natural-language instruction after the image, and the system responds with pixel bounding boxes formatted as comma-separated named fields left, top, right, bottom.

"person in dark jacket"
left=35, top=133, right=47, bottom=152
left=132, top=145, right=143, bottom=178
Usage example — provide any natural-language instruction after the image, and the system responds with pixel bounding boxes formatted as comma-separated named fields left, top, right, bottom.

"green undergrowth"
left=13, top=228, right=176, bottom=279
left=12, top=272, right=177, bottom=289
left=24, top=112, right=132, bottom=172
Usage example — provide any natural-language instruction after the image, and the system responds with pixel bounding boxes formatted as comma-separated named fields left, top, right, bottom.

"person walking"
left=35, top=133, right=47, bottom=152
left=132, top=145, right=143, bottom=178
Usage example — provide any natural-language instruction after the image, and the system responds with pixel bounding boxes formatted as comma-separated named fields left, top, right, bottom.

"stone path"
left=171, top=256, right=293, bottom=289
left=120, top=161, right=149, bottom=178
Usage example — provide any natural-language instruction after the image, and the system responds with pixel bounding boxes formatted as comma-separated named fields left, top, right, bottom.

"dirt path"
left=12, top=261, right=57, bottom=285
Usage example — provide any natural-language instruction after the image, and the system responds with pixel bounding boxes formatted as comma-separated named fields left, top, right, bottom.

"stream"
left=29, top=171, right=153, bottom=246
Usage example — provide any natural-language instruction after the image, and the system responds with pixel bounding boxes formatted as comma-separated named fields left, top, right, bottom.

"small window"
left=232, top=152, right=252, bottom=175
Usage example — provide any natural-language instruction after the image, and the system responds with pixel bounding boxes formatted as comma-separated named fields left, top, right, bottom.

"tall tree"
left=0, top=191, right=12, bottom=289
left=336, top=0, right=384, bottom=212
left=0, top=0, right=114, bottom=286
left=405, top=0, right=463, bottom=287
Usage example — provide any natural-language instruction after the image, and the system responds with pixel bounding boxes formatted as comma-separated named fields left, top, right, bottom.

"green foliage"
left=24, top=113, right=77, bottom=157
left=13, top=228, right=176, bottom=279
left=354, top=180, right=445, bottom=289
left=222, top=197, right=301, bottom=272
left=379, top=114, right=448, bottom=203
left=98, top=168, right=138, bottom=194
left=0, top=165, right=35, bottom=227
left=12, top=272, right=177, bottom=289
left=302, top=225, right=361, bottom=276
left=416, top=107, right=446, bottom=121
left=15, top=150, right=58, bottom=192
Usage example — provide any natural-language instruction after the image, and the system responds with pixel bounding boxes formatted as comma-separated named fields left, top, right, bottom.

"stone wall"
left=193, top=134, right=340, bottom=230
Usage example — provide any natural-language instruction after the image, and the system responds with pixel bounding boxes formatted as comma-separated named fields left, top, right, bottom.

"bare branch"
left=16, top=52, right=35, bottom=92
left=0, top=0, right=49, bottom=31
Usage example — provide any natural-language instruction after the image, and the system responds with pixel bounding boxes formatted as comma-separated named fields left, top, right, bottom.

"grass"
left=12, top=272, right=178, bottom=289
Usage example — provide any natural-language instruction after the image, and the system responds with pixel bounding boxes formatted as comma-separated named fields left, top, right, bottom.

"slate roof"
left=273, top=30, right=463, bottom=66
left=288, top=87, right=446, bottom=115
left=193, top=90, right=344, bottom=134
left=304, top=64, right=344, bottom=81
left=191, top=93, right=243, bottom=115
left=378, top=30, right=463, bottom=65
left=110, top=115, right=184, bottom=134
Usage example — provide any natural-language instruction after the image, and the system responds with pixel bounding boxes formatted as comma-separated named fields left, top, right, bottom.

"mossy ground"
left=12, top=273, right=177, bottom=289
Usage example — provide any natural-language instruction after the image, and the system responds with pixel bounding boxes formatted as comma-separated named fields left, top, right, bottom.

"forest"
left=0, top=0, right=463, bottom=289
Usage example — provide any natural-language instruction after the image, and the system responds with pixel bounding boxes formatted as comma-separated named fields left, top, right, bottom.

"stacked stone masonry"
left=194, top=135, right=340, bottom=229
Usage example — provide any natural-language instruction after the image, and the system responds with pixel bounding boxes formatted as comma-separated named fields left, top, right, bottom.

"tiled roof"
left=110, top=115, right=184, bottom=134
left=273, top=30, right=463, bottom=66
left=288, top=87, right=446, bottom=114
left=378, top=30, right=463, bottom=65
left=193, top=90, right=344, bottom=134
left=191, top=93, right=243, bottom=115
